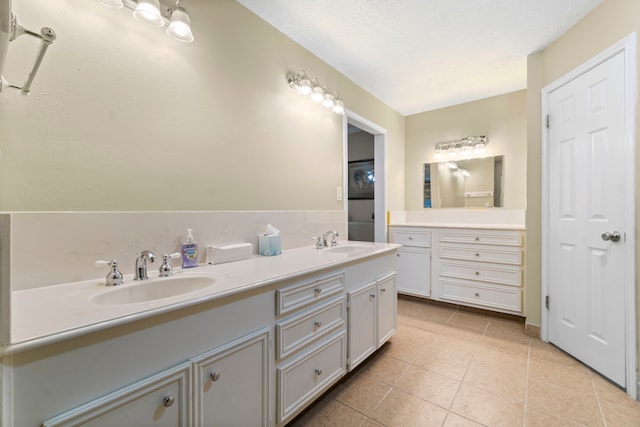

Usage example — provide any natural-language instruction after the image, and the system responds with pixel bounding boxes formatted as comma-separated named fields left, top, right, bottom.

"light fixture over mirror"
left=434, top=136, right=488, bottom=160
left=97, top=0, right=195, bottom=43
left=287, top=70, right=345, bottom=115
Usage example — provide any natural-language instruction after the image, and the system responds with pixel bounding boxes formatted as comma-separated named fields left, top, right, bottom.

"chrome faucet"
left=134, top=250, right=156, bottom=280
left=323, top=231, right=339, bottom=247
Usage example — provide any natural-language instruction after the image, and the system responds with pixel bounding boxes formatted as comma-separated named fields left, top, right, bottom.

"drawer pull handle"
left=475, top=253, right=480, bottom=257
left=209, top=371, right=221, bottom=382
left=408, top=236, right=413, bottom=240
left=315, top=368, right=323, bottom=376
left=163, top=395, right=175, bottom=408
left=370, top=293, right=376, bottom=299
left=475, top=271, right=480, bottom=276
left=380, top=288, right=386, bottom=293
left=397, top=253, right=400, bottom=257
left=314, top=287, right=322, bottom=295
left=475, top=237, right=480, bottom=241
left=475, top=293, right=480, bottom=297
left=314, top=320, right=322, bottom=328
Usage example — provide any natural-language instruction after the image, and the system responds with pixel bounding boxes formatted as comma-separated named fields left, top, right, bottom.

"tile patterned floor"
left=290, top=297, right=640, bottom=426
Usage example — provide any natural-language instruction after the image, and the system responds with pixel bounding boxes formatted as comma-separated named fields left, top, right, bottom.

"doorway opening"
left=343, top=111, right=387, bottom=243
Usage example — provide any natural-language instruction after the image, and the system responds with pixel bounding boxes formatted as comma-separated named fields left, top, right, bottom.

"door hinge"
left=546, top=114, right=550, bottom=129
left=545, top=295, right=550, bottom=309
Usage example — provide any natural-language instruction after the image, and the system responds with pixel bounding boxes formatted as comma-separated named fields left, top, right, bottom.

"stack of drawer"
left=274, top=272, right=347, bottom=425
left=438, top=229, right=524, bottom=314
left=388, top=226, right=432, bottom=297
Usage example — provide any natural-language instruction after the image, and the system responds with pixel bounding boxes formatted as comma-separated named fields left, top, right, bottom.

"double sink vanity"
left=2, top=233, right=398, bottom=427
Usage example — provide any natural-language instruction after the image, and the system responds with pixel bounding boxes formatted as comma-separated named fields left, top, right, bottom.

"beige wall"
left=404, top=90, right=527, bottom=210
left=0, top=0, right=405, bottom=211
left=526, top=0, right=639, bottom=373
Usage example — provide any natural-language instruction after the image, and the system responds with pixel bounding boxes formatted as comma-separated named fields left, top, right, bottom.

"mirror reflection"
left=424, top=156, right=504, bottom=208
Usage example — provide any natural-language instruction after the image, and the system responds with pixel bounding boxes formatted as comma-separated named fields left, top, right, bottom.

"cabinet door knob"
left=475, top=271, right=480, bottom=276
left=314, top=368, right=323, bottom=376
left=314, top=320, right=322, bottom=328
left=408, top=236, right=413, bottom=240
left=396, top=253, right=400, bottom=257
left=314, top=287, right=322, bottom=295
left=163, top=395, right=175, bottom=408
left=370, top=293, right=376, bottom=299
left=209, top=371, right=221, bottom=382
left=475, top=293, right=480, bottom=297
left=380, top=287, right=386, bottom=293
left=475, top=253, right=480, bottom=257
left=475, top=237, right=480, bottom=241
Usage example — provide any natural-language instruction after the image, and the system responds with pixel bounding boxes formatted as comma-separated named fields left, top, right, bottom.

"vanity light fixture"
left=434, top=136, right=488, bottom=160
left=287, top=70, right=345, bottom=115
left=96, top=0, right=195, bottom=43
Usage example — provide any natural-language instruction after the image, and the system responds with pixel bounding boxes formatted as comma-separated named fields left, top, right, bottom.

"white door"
left=547, top=51, right=627, bottom=387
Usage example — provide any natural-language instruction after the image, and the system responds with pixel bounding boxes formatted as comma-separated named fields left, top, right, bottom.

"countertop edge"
left=388, top=223, right=526, bottom=230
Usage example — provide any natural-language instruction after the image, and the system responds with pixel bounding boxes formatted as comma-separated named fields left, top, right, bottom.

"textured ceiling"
left=236, top=0, right=603, bottom=116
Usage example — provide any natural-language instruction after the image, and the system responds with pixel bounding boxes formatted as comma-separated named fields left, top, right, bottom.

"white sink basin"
left=321, top=243, right=374, bottom=256
left=91, top=275, right=220, bottom=305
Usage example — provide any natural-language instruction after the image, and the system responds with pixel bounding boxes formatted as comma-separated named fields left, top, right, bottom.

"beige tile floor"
left=290, top=297, right=640, bottom=427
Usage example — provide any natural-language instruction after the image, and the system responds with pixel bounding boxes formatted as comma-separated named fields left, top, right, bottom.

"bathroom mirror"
left=424, top=155, right=504, bottom=208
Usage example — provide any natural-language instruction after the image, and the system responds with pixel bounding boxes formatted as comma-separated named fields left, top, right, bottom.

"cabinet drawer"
left=440, top=261, right=521, bottom=286
left=276, top=297, right=346, bottom=360
left=42, top=362, right=191, bottom=427
left=440, top=245, right=522, bottom=265
left=276, top=272, right=345, bottom=316
left=389, top=227, right=431, bottom=247
left=277, top=332, right=347, bottom=424
left=439, top=230, right=522, bottom=247
left=440, top=280, right=522, bottom=312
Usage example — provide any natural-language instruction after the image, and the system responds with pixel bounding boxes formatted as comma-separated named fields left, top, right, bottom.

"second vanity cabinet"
left=389, top=225, right=524, bottom=315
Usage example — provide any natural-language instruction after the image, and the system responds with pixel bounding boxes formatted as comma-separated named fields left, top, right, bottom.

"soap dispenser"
left=182, top=229, right=199, bottom=268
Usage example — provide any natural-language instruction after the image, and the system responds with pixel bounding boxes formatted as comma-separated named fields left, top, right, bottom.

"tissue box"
left=209, top=243, right=253, bottom=265
left=258, top=234, right=281, bottom=256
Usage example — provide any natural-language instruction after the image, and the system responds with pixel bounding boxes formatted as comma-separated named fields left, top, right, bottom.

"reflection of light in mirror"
left=460, top=168, right=470, bottom=177
left=446, top=161, right=458, bottom=169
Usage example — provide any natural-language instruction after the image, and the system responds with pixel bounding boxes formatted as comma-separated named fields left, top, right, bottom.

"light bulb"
left=310, top=80, right=324, bottom=103
left=322, top=91, right=334, bottom=109
left=167, top=7, right=194, bottom=42
left=133, top=0, right=163, bottom=28
left=297, top=72, right=312, bottom=96
left=332, top=97, right=345, bottom=115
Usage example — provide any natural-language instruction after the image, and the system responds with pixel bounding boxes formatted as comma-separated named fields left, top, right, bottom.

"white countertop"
left=6, top=241, right=399, bottom=355
left=389, top=222, right=526, bottom=230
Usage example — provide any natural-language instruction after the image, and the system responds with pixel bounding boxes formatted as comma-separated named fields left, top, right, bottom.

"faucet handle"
left=159, top=253, right=181, bottom=277
left=96, top=259, right=123, bottom=286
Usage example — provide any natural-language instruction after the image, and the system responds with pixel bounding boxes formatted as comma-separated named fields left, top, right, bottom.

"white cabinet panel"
left=192, top=328, right=270, bottom=427
left=276, top=297, right=345, bottom=360
left=377, top=273, right=397, bottom=347
left=347, top=282, right=377, bottom=370
left=42, top=362, right=191, bottom=427
left=276, top=272, right=345, bottom=316
left=396, top=246, right=430, bottom=297
left=276, top=332, right=346, bottom=425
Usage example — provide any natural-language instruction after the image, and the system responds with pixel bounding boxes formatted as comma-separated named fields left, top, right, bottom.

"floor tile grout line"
left=522, top=335, right=531, bottom=427
left=588, top=368, right=608, bottom=427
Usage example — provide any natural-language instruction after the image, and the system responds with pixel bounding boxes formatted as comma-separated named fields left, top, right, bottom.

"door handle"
left=601, top=231, right=621, bottom=242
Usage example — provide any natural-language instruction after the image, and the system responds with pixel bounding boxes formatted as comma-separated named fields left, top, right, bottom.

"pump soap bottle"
left=182, top=228, right=199, bottom=268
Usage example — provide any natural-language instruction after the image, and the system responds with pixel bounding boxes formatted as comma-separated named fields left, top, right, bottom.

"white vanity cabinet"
left=436, top=228, right=524, bottom=314
left=274, top=272, right=347, bottom=425
left=192, top=328, right=271, bottom=427
left=389, top=226, right=431, bottom=297
left=42, top=362, right=192, bottom=427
